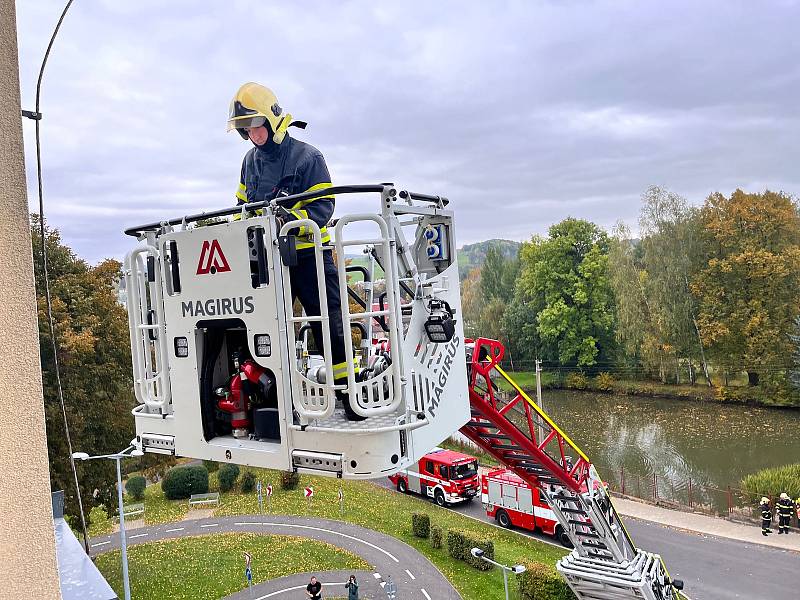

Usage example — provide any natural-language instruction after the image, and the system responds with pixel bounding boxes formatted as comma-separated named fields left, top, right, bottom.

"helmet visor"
left=227, top=115, right=267, bottom=132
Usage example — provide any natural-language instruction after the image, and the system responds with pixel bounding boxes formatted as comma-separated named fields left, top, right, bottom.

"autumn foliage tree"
left=691, top=190, right=800, bottom=387
left=32, top=218, right=136, bottom=519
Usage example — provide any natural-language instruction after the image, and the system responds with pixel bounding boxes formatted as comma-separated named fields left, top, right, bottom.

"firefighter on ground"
left=227, top=82, right=363, bottom=421
left=760, top=497, right=772, bottom=536
left=776, top=492, right=795, bottom=534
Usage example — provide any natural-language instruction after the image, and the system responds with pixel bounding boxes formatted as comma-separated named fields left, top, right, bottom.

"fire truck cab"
left=482, top=467, right=572, bottom=547
left=389, top=447, right=479, bottom=506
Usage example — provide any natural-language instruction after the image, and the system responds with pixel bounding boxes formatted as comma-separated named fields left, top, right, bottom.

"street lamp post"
left=471, top=548, right=526, bottom=600
left=73, top=445, right=143, bottom=600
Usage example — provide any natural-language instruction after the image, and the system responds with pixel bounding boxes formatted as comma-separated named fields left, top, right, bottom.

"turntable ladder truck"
left=461, top=337, right=684, bottom=600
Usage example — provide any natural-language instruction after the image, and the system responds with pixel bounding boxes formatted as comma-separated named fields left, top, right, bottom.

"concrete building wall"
left=0, top=0, right=63, bottom=598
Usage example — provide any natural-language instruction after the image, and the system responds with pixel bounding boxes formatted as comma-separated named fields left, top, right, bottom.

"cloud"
left=14, top=0, right=800, bottom=263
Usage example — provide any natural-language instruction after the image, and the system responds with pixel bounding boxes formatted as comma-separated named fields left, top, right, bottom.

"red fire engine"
left=388, top=448, right=479, bottom=506
left=482, top=467, right=573, bottom=547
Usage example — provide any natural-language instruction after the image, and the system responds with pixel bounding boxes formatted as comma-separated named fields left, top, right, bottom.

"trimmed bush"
left=218, top=463, right=241, bottom=493
left=430, top=524, right=443, bottom=549
left=518, top=560, right=576, bottom=600
left=125, top=475, right=147, bottom=501
left=446, top=528, right=494, bottom=570
left=202, top=460, right=220, bottom=473
left=241, top=471, right=256, bottom=493
left=161, top=465, right=209, bottom=500
left=280, top=470, right=300, bottom=490
left=412, top=512, right=430, bottom=538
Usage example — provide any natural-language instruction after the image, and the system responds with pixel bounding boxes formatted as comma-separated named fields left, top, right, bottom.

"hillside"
left=457, top=239, right=521, bottom=278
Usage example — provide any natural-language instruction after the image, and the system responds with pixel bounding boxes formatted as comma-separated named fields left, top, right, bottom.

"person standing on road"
left=306, top=575, right=323, bottom=600
left=776, top=492, right=795, bottom=534
left=344, top=574, right=359, bottom=600
left=760, top=497, right=772, bottom=536
left=795, top=496, right=800, bottom=528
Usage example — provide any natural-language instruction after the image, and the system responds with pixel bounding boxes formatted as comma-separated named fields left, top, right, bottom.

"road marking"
left=405, top=569, right=416, bottom=580
left=200, top=523, right=219, bottom=528
left=129, top=533, right=148, bottom=539
left=373, top=572, right=382, bottom=579
left=91, top=541, right=110, bottom=547
left=421, top=588, right=432, bottom=600
left=165, top=527, right=184, bottom=533
left=251, top=522, right=400, bottom=562
left=255, top=582, right=347, bottom=599
left=235, top=522, right=256, bottom=526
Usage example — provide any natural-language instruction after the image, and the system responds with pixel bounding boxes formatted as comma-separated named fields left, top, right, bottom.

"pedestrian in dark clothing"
left=776, top=492, right=795, bottom=534
left=344, top=574, right=359, bottom=600
left=760, top=497, right=772, bottom=536
left=306, top=576, right=322, bottom=600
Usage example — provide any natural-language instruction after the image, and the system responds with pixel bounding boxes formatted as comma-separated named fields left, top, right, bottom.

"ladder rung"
left=466, top=420, right=497, bottom=428
left=491, top=443, right=523, bottom=451
left=581, top=541, right=608, bottom=550
left=574, top=531, right=601, bottom=539
left=477, top=433, right=510, bottom=439
left=568, top=519, right=595, bottom=528
left=560, top=508, right=587, bottom=515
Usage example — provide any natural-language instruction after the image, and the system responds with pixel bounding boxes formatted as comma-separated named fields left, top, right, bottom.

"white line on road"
left=405, top=569, right=416, bottom=580
left=255, top=582, right=347, bottom=599
left=251, top=522, right=400, bottom=562
left=200, top=523, right=219, bottom=528
left=373, top=572, right=381, bottom=579
left=91, top=541, right=110, bottom=547
left=165, top=527, right=184, bottom=533
left=129, top=533, right=148, bottom=539
left=421, top=588, right=432, bottom=600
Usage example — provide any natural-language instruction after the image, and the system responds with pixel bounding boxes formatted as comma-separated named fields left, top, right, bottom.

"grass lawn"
left=95, top=533, right=368, bottom=600
left=213, top=468, right=567, bottom=600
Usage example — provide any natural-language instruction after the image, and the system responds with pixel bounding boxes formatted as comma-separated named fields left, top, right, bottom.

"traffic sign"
left=266, top=484, right=273, bottom=497
left=304, top=486, right=314, bottom=499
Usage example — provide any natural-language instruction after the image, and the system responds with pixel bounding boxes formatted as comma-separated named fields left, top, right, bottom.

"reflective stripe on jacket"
left=777, top=499, right=795, bottom=517
left=236, top=135, right=334, bottom=250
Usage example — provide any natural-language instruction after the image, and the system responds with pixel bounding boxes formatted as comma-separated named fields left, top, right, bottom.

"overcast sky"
left=15, top=0, right=800, bottom=264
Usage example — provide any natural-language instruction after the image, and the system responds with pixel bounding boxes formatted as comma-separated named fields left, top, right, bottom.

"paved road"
left=375, top=479, right=800, bottom=600
left=90, top=515, right=460, bottom=600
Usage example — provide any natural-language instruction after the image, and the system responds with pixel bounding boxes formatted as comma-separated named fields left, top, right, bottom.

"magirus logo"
left=196, top=240, right=231, bottom=275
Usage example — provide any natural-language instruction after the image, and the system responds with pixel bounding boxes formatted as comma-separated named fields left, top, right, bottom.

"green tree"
left=32, top=217, right=136, bottom=519
left=515, top=219, right=615, bottom=368
left=691, top=189, right=800, bottom=387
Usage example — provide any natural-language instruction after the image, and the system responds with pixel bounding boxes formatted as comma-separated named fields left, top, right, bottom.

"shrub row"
left=125, top=475, right=146, bottom=501
left=446, top=528, right=494, bottom=571
left=430, top=524, right=443, bottom=549
left=412, top=512, right=430, bottom=538
left=517, top=561, right=576, bottom=600
left=161, top=465, right=209, bottom=500
left=281, top=470, right=301, bottom=490
left=218, top=463, right=241, bottom=493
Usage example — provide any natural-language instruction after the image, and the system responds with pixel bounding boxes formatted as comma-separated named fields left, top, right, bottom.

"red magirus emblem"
left=196, top=240, right=231, bottom=275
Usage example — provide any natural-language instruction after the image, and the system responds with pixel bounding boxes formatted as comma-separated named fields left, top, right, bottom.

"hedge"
left=161, top=465, right=209, bottom=500
left=430, top=524, right=443, bottom=549
left=202, top=460, right=220, bottom=473
left=412, top=513, right=430, bottom=538
left=446, top=528, right=494, bottom=571
left=742, top=463, right=800, bottom=503
left=280, top=470, right=300, bottom=490
left=125, top=475, right=147, bottom=501
left=517, top=561, right=575, bottom=600
left=241, top=471, right=256, bottom=493
left=218, top=463, right=241, bottom=492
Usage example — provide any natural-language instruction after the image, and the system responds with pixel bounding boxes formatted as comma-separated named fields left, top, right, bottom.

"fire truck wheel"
left=434, top=489, right=446, bottom=507
left=496, top=509, right=512, bottom=528
left=556, top=525, right=574, bottom=548
left=397, top=478, right=408, bottom=493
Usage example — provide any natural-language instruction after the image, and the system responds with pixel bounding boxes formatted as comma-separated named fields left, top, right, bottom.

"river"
left=538, top=390, right=800, bottom=511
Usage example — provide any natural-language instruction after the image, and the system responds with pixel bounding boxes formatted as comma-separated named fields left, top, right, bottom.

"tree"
left=691, top=190, right=800, bottom=387
left=515, top=219, right=615, bottom=368
left=31, top=217, right=136, bottom=519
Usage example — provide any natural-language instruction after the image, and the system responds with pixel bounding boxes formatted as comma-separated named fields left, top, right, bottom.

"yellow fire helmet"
left=227, top=82, right=307, bottom=143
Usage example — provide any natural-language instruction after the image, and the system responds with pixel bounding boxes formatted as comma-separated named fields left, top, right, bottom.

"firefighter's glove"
left=274, top=205, right=296, bottom=231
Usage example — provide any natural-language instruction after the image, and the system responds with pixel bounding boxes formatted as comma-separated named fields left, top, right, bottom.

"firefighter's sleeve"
left=287, top=150, right=334, bottom=236
left=233, top=162, right=248, bottom=221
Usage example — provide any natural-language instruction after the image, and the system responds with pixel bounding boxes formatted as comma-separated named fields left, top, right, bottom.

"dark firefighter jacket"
left=236, top=134, right=333, bottom=250
left=777, top=498, right=795, bottom=517
left=761, top=503, right=772, bottom=521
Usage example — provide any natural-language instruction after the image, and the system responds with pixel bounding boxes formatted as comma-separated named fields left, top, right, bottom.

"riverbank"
left=501, top=370, right=800, bottom=408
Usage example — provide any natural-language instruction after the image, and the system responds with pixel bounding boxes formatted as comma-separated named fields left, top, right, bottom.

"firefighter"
left=796, top=496, right=800, bottom=528
left=776, top=492, right=795, bottom=534
left=760, top=497, right=772, bottom=536
left=227, top=82, right=363, bottom=421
